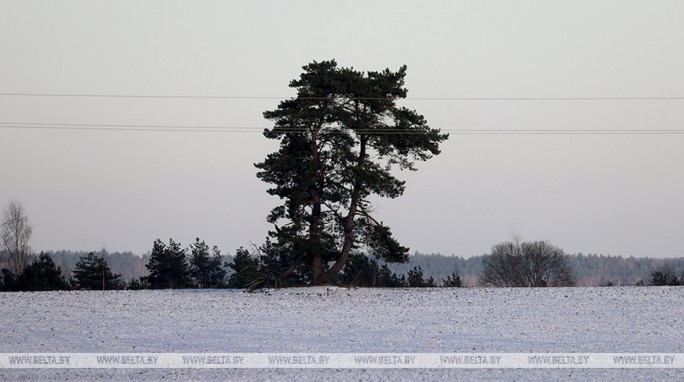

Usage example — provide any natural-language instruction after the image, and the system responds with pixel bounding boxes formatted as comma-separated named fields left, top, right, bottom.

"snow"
left=1, top=287, right=683, bottom=380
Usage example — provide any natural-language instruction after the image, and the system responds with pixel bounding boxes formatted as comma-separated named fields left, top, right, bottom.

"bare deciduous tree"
left=481, top=238, right=576, bottom=287
left=1, top=201, right=33, bottom=274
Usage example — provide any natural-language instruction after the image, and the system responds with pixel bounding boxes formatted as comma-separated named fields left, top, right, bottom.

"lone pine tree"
left=227, top=247, right=260, bottom=288
left=188, top=238, right=227, bottom=288
left=14, top=253, right=71, bottom=291
left=255, top=60, right=448, bottom=286
left=146, top=238, right=190, bottom=289
left=73, top=252, right=122, bottom=290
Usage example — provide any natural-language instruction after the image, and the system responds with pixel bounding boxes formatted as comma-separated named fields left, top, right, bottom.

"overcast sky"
left=1, top=1, right=683, bottom=258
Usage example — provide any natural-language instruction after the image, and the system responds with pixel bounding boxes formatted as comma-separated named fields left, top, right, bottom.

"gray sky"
left=1, top=0, right=683, bottom=258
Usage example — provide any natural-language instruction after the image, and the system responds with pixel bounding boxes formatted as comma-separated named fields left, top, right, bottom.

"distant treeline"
left=36, top=250, right=684, bottom=287
left=45, top=250, right=234, bottom=284
left=389, top=253, right=684, bottom=287
left=48, top=250, right=152, bottom=283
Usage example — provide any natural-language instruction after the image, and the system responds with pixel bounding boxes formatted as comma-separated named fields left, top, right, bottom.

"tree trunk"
left=319, top=136, right=366, bottom=285
left=310, top=125, right=324, bottom=285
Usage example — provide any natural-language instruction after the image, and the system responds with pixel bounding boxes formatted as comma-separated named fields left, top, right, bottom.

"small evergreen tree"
left=14, top=253, right=70, bottom=291
left=73, top=252, right=123, bottom=290
left=146, top=239, right=190, bottom=289
left=407, top=266, right=435, bottom=287
left=234, top=239, right=312, bottom=289
left=442, top=272, right=463, bottom=287
left=377, top=264, right=407, bottom=287
left=337, top=253, right=381, bottom=287
left=0, top=268, right=16, bottom=291
left=650, top=266, right=681, bottom=286
left=338, top=253, right=407, bottom=287
left=227, top=247, right=261, bottom=288
left=188, top=238, right=227, bottom=288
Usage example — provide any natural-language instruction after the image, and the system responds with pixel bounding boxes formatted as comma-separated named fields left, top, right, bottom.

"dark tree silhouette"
left=337, top=253, right=406, bottom=287
left=73, top=252, right=123, bottom=290
left=14, top=253, right=70, bottom=291
left=407, top=266, right=435, bottom=287
left=442, top=273, right=463, bottom=287
left=146, top=239, right=190, bottom=289
left=650, top=265, right=681, bottom=286
left=255, top=60, right=448, bottom=286
left=481, top=239, right=576, bottom=287
left=227, top=247, right=260, bottom=288
left=188, top=238, right=227, bottom=288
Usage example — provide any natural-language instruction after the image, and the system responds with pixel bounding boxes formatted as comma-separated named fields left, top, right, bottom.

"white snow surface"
left=1, top=286, right=682, bottom=381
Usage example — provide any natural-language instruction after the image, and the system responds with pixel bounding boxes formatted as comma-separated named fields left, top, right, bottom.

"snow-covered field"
left=1, top=287, right=682, bottom=381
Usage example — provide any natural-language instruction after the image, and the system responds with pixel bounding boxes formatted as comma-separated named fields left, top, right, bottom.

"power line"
left=0, top=93, right=285, bottom=100
left=0, top=121, right=265, bottom=131
left=1, top=93, right=684, bottom=101
left=1, top=122, right=683, bottom=135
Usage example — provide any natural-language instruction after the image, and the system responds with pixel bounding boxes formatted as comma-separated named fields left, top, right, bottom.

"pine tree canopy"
left=73, top=252, right=122, bottom=290
left=255, top=60, right=448, bottom=286
left=188, top=238, right=227, bottom=288
left=146, top=238, right=190, bottom=289
left=15, top=253, right=70, bottom=291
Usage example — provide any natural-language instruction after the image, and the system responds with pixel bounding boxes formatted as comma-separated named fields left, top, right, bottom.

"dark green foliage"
left=243, top=240, right=312, bottom=289
left=227, top=247, right=261, bottom=288
left=376, top=264, right=407, bottom=287
left=650, top=266, right=681, bottom=286
left=72, top=252, right=123, bottom=290
left=188, top=238, right=227, bottom=288
left=0, top=268, right=16, bottom=291
left=338, top=253, right=420, bottom=288
left=337, top=253, right=381, bottom=287
left=407, top=266, right=435, bottom=287
left=442, top=273, right=463, bottom=287
left=146, top=239, right=190, bottom=289
left=255, top=60, right=448, bottom=286
left=14, top=253, right=70, bottom=291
